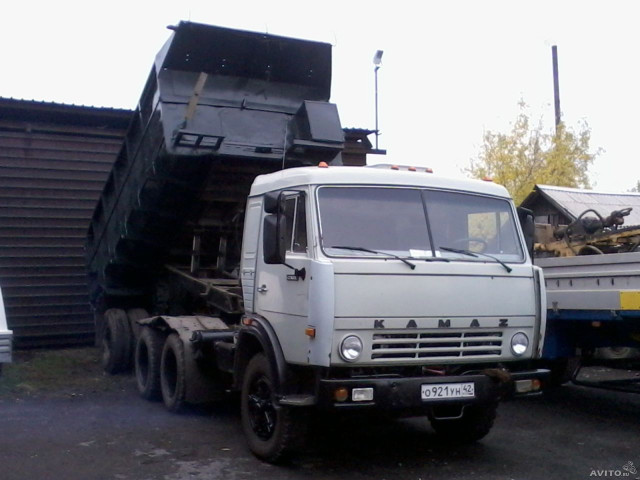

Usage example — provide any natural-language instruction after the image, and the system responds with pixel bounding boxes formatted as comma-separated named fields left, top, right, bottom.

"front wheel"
left=240, top=354, right=306, bottom=463
left=430, top=402, right=498, bottom=443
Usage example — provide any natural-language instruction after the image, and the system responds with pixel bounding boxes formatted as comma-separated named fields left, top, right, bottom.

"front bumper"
left=0, top=332, right=13, bottom=364
left=317, top=373, right=501, bottom=411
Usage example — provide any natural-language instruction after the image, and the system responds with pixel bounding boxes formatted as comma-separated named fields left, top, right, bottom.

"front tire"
left=430, top=402, right=498, bottom=443
left=240, top=354, right=306, bottom=463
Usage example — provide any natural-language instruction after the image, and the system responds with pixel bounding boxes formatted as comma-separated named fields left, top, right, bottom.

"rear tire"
left=544, top=357, right=580, bottom=389
left=126, top=308, right=148, bottom=346
left=595, top=347, right=640, bottom=360
left=101, top=308, right=132, bottom=374
left=160, top=333, right=187, bottom=413
left=430, top=402, right=498, bottom=443
left=240, top=353, right=307, bottom=463
left=135, top=326, right=165, bottom=401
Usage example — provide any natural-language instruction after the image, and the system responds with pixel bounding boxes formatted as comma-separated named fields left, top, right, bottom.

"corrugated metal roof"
left=0, top=96, right=132, bottom=114
left=533, top=184, right=640, bottom=226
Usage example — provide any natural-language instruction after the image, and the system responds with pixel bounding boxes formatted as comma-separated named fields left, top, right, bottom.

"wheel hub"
left=247, top=376, right=276, bottom=440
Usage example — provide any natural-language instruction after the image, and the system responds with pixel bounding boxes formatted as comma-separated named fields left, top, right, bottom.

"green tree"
left=467, top=102, right=598, bottom=204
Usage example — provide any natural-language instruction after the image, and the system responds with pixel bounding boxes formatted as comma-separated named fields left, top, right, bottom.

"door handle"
left=257, top=285, right=268, bottom=293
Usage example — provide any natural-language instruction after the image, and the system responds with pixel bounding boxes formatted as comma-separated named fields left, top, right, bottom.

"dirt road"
left=1, top=348, right=639, bottom=480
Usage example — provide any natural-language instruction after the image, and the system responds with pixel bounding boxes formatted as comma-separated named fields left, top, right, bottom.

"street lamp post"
left=373, top=50, right=383, bottom=150
left=552, top=45, right=561, bottom=133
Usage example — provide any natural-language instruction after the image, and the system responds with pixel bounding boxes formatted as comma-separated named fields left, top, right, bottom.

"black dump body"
left=86, top=22, right=344, bottom=311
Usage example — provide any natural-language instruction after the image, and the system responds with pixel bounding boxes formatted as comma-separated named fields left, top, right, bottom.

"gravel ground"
left=1, top=348, right=639, bottom=480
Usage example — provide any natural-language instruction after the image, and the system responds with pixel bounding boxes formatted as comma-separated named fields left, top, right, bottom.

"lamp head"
left=373, top=50, right=384, bottom=66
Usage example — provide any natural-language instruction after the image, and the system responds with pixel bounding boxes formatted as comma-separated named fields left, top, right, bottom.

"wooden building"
left=521, top=184, right=640, bottom=227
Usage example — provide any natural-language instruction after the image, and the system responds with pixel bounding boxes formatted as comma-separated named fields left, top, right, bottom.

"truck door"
left=254, top=191, right=311, bottom=364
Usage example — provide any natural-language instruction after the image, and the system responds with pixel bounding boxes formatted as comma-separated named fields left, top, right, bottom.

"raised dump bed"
left=86, top=22, right=344, bottom=317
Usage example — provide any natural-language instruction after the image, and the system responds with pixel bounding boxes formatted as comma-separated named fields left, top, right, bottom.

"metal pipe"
left=190, top=330, right=235, bottom=343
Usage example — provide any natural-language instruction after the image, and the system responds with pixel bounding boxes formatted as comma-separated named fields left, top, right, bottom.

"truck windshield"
left=317, top=187, right=523, bottom=263
left=424, top=190, right=523, bottom=262
left=318, top=187, right=431, bottom=258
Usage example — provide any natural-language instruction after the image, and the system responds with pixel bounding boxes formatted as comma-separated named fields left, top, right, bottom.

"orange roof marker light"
left=408, top=166, right=417, bottom=172
left=318, top=162, right=329, bottom=168
left=482, top=176, right=494, bottom=182
left=425, top=168, right=434, bottom=173
left=391, top=165, right=400, bottom=170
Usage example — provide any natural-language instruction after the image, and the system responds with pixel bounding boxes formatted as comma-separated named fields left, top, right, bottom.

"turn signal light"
left=305, top=327, right=316, bottom=338
left=334, top=387, right=349, bottom=402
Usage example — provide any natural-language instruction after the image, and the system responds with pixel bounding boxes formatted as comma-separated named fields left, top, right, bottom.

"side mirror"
left=263, top=214, right=286, bottom=264
left=264, top=191, right=282, bottom=214
left=517, top=207, right=535, bottom=259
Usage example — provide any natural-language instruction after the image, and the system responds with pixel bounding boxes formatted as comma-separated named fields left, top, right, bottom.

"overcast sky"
left=2, top=0, right=638, bottom=192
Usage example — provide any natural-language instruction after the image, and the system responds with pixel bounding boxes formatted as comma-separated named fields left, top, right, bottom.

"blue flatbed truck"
left=537, top=252, right=640, bottom=391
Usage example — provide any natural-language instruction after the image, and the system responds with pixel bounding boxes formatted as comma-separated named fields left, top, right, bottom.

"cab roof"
left=249, top=165, right=512, bottom=199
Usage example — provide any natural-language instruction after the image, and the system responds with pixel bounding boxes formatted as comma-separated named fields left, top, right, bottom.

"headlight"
left=340, top=335, right=363, bottom=362
left=510, top=332, right=529, bottom=356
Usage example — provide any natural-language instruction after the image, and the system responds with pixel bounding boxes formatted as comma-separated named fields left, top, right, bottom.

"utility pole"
left=552, top=45, right=561, bottom=133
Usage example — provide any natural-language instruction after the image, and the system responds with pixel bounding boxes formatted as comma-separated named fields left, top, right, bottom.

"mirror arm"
left=283, top=263, right=306, bottom=280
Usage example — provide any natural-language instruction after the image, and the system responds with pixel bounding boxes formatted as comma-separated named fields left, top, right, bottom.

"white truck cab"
left=239, top=164, right=546, bottom=437
left=0, top=286, right=13, bottom=370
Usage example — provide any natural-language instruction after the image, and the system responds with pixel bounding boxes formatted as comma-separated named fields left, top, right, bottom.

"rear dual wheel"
left=135, top=329, right=188, bottom=412
left=101, top=309, right=132, bottom=374
left=126, top=308, right=148, bottom=344
left=160, top=333, right=187, bottom=412
left=135, top=327, right=165, bottom=401
left=101, top=308, right=149, bottom=374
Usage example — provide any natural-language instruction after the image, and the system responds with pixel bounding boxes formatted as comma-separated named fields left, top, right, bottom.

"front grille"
left=371, top=331, right=503, bottom=360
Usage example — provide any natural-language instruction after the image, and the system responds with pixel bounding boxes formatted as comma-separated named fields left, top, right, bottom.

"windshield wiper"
left=330, top=246, right=416, bottom=270
left=438, top=246, right=512, bottom=273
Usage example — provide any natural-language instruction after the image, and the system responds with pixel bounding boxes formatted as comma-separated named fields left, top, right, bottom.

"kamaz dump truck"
left=87, top=21, right=547, bottom=462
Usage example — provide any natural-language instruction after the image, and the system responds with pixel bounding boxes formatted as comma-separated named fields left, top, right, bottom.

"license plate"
left=421, top=382, right=475, bottom=400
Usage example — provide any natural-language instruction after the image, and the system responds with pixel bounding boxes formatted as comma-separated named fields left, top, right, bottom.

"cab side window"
left=282, top=194, right=307, bottom=254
